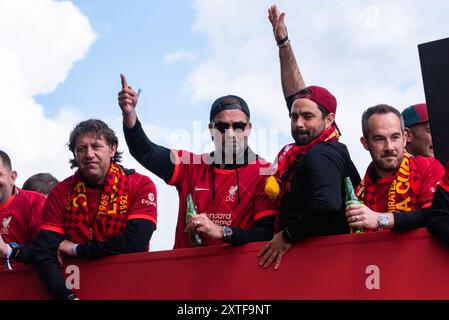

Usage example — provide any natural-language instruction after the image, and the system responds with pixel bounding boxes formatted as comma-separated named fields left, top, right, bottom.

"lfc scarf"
left=356, top=152, right=419, bottom=213
left=265, top=124, right=340, bottom=199
left=65, top=161, right=130, bottom=243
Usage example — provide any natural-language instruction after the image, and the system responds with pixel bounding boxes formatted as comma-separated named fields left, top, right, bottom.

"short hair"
left=22, top=173, right=59, bottom=196
left=0, top=150, right=12, bottom=171
left=361, top=104, right=404, bottom=139
left=68, top=119, right=122, bottom=169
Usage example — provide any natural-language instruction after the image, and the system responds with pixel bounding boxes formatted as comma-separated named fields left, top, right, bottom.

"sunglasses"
left=213, top=121, right=248, bottom=133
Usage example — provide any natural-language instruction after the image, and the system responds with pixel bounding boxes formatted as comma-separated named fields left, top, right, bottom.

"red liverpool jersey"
left=40, top=172, right=157, bottom=242
left=0, top=187, right=46, bottom=244
left=169, top=150, right=278, bottom=248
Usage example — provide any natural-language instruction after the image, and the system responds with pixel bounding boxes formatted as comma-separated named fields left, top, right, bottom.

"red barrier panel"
left=1, top=228, right=449, bottom=300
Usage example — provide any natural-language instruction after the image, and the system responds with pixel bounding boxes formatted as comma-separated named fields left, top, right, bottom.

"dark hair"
left=292, top=88, right=329, bottom=119
left=22, top=173, right=59, bottom=196
left=0, top=150, right=12, bottom=171
left=68, top=119, right=122, bottom=169
left=361, top=104, right=404, bottom=139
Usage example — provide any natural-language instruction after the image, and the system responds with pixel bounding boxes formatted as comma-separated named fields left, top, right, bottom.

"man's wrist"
left=277, top=36, right=290, bottom=48
left=282, top=227, right=293, bottom=243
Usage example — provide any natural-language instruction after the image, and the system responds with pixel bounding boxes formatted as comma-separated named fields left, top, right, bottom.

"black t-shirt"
left=280, top=140, right=361, bottom=242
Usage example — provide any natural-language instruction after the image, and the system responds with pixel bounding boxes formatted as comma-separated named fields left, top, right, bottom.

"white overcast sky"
left=1, top=0, right=448, bottom=250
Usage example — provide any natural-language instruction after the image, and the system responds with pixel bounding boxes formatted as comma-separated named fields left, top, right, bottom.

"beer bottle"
left=344, top=177, right=364, bottom=234
left=186, top=193, right=203, bottom=247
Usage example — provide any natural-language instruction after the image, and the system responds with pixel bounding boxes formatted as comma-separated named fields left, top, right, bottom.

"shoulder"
left=15, top=188, right=46, bottom=207
left=128, top=172, right=157, bottom=191
left=305, top=141, right=349, bottom=163
left=412, top=156, right=445, bottom=174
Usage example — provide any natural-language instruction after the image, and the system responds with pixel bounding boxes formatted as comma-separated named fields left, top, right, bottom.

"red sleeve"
left=28, top=193, right=47, bottom=240
left=253, top=176, right=279, bottom=221
left=127, top=174, right=158, bottom=226
left=167, top=149, right=185, bottom=187
left=40, top=181, right=69, bottom=235
left=418, top=158, right=445, bottom=209
left=167, top=150, right=204, bottom=190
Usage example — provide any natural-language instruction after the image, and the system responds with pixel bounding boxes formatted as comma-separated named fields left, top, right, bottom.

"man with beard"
left=346, top=105, right=444, bottom=232
left=258, top=86, right=360, bottom=269
left=402, top=103, right=434, bottom=157
left=118, top=74, right=277, bottom=248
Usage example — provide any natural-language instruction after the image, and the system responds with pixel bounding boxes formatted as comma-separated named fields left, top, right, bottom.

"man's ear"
left=10, top=170, right=17, bottom=184
left=404, top=127, right=413, bottom=143
left=360, top=136, right=369, bottom=151
left=325, top=113, right=335, bottom=129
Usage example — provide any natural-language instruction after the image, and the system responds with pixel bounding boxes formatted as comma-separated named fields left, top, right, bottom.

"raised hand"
left=118, top=74, right=139, bottom=128
left=268, top=5, right=288, bottom=42
left=118, top=74, right=139, bottom=115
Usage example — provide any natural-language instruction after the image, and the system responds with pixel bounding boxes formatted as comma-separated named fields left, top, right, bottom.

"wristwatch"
left=377, top=213, right=389, bottom=230
left=222, top=226, right=233, bottom=241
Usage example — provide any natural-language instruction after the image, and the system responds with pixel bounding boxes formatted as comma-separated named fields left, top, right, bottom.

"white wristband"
left=6, top=244, right=13, bottom=259
left=72, top=244, right=78, bottom=257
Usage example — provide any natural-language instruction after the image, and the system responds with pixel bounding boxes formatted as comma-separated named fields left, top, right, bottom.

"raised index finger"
left=120, top=73, right=128, bottom=89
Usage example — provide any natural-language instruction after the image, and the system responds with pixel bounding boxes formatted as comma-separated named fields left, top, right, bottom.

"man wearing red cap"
left=258, top=86, right=360, bottom=269
left=345, top=104, right=444, bottom=232
left=402, top=103, right=434, bottom=157
left=258, top=6, right=360, bottom=269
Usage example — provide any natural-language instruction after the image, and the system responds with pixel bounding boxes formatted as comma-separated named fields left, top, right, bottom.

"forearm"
left=227, top=215, right=276, bottom=245
left=11, top=244, right=34, bottom=264
left=123, top=118, right=175, bottom=182
left=123, top=110, right=137, bottom=129
left=76, top=219, right=155, bottom=258
left=279, top=43, right=306, bottom=98
left=392, top=209, right=427, bottom=231
left=33, top=230, right=74, bottom=300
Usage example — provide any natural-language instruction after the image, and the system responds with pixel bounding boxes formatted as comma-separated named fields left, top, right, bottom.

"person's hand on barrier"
left=57, top=239, right=78, bottom=266
left=258, top=231, right=292, bottom=270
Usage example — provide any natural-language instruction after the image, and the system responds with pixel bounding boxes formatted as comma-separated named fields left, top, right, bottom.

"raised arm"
left=268, top=5, right=306, bottom=98
left=118, top=74, right=175, bottom=183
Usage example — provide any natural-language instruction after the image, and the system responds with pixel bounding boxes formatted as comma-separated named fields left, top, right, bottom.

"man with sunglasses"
left=258, top=6, right=360, bottom=269
left=118, top=74, right=278, bottom=248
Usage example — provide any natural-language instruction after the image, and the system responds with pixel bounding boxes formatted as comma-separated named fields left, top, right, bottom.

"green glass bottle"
left=344, top=177, right=364, bottom=234
left=186, top=193, right=203, bottom=247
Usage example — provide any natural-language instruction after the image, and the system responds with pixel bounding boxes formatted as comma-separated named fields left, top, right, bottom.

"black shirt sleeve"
left=123, top=118, right=175, bottom=183
left=392, top=209, right=427, bottom=231
left=76, top=219, right=155, bottom=258
left=33, top=230, right=73, bottom=300
left=227, top=215, right=276, bottom=245
left=427, top=186, right=449, bottom=246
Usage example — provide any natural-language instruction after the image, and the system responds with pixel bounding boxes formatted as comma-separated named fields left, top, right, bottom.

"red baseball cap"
left=292, top=85, right=339, bottom=133
left=293, top=85, right=337, bottom=115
